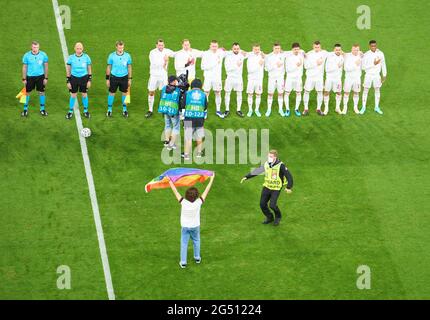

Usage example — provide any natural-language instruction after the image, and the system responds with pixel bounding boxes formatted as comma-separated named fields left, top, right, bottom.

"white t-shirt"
left=344, top=52, right=362, bottom=80
left=224, top=51, right=246, bottom=79
left=362, top=49, right=387, bottom=77
left=265, top=52, right=286, bottom=78
left=180, top=197, right=203, bottom=228
left=149, top=48, right=174, bottom=77
left=201, top=49, right=226, bottom=80
left=304, top=49, right=328, bottom=78
left=174, top=49, right=203, bottom=78
left=247, top=52, right=265, bottom=81
left=325, top=52, right=344, bottom=80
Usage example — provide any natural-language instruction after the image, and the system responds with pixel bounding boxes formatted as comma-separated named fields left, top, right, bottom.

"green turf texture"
left=0, top=0, right=429, bottom=299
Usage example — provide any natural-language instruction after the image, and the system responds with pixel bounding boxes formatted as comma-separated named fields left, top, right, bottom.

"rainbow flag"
left=16, top=88, right=27, bottom=104
left=145, top=168, right=214, bottom=193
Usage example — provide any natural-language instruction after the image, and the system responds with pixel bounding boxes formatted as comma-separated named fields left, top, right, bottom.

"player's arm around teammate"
left=284, top=42, right=304, bottom=117
left=342, top=44, right=362, bottom=114
left=21, top=41, right=49, bottom=117
left=65, top=42, right=92, bottom=119
left=323, top=43, right=344, bottom=115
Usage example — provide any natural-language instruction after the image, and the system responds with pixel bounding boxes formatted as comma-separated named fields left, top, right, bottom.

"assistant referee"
left=241, top=150, right=293, bottom=226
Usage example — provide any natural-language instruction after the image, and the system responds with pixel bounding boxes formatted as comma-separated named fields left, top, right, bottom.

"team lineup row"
left=20, top=39, right=387, bottom=119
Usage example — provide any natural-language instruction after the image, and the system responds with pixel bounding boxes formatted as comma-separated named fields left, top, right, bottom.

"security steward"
left=241, top=150, right=293, bottom=226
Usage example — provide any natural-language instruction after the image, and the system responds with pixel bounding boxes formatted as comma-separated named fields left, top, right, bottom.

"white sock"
left=215, top=93, right=221, bottom=112
left=303, top=91, right=309, bottom=110
left=148, top=95, right=154, bottom=112
left=284, top=93, right=290, bottom=110
left=267, top=96, right=273, bottom=111
left=225, top=92, right=231, bottom=111
left=362, top=88, right=369, bottom=109
left=278, top=95, right=284, bottom=112
left=317, top=92, right=323, bottom=110
left=353, top=93, right=359, bottom=111
left=343, top=94, right=349, bottom=108
left=323, top=95, right=329, bottom=112
left=237, top=93, right=242, bottom=111
left=335, top=94, right=342, bottom=111
left=375, top=88, right=380, bottom=108
left=255, top=95, right=261, bottom=111
left=248, top=95, right=253, bottom=112
left=343, top=94, right=349, bottom=113
left=295, top=93, right=302, bottom=110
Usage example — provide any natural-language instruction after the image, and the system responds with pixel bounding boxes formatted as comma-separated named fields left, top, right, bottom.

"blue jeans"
left=164, top=114, right=180, bottom=135
left=180, top=226, right=200, bottom=264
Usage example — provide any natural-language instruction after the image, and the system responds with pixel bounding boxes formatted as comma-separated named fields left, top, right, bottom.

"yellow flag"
left=16, top=88, right=27, bottom=104
left=124, top=87, right=131, bottom=104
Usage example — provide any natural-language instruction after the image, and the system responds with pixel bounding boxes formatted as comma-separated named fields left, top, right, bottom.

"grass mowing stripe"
left=52, top=0, right=115, bottom=300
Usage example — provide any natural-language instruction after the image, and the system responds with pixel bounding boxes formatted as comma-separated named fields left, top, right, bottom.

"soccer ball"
left=81, top=128, right=92, bottom=138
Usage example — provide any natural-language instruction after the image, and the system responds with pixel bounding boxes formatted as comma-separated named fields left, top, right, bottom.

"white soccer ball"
left=81, top=128, right=92, bottom=138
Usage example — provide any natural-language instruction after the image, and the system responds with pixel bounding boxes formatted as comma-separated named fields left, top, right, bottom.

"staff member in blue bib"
left=21, top=41, right=49, bottom=117
left=66, top=42, right=92, bottom=119
left=241, top=150, right=293, bottom=226
left=181, top=79, right=207, bottom=161
left=106, top=40, right=132, bottom=118
left=158, top=75, right=181, bottom=150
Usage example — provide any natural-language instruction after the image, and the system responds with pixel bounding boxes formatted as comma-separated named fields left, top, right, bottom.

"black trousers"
left=260, top=187, right=282, bottom=220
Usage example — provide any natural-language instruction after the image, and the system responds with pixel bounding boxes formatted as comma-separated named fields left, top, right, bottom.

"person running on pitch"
left=241, top=150, right=293, bottom=226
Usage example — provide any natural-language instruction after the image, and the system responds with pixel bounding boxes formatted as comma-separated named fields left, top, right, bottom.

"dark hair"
left=232, top=42, right=240, bottom=46
left=273, top=42, right=281, bottom=47
left=116, top=40, right=125, bottom=46
left=191, top=78, right=202, bottom=89
left=157, top=38, right=164, bottom=44
left=334, top=43, right=342, bottom=48
left=369, top=40, right=377, bottom=45
left=211, top=40, right=218, bottom=44
left=291, top=42, right=300, bottom=49
left=313, top=40, right=321, bottom=45
left=185, top=187, right=200, bottom=202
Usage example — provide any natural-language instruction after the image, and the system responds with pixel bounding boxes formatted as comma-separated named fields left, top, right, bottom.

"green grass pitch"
left=1, top=0, right=429, bottom=299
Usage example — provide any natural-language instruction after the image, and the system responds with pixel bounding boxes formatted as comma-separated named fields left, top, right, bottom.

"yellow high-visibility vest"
left=263, top=161, right=286, bottom=190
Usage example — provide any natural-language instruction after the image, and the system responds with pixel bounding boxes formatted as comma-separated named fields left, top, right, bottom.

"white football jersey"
left=149, top=48, right=174, bottom=77
left=247, top=52, right=265, bottom=81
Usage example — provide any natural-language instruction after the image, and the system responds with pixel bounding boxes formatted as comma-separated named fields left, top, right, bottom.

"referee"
left=21, top=41, right=49, bottom=117
left=241, top=150, right=293, bottom=226
left=106, top=40, right=132, bottom=118
left=66, top=42, right=92, bottom=119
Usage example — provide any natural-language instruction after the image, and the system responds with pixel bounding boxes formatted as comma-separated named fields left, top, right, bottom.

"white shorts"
left=324, top=78, right=342, bottom=93
left=268, top=77, right=284, bottom=94
left=246, top=79, right=263, bottom=94
left=284, top=77, right=303, bottom=92
left=363, top=74, right=382, bottom=89
left=224, top=77, right=243, bottom=92
left=203, top=78, right=222, bottom=92
left=304, top=77, right=324, bottom=92
left=148, top=75, right=167, bottom=91
left=343, top=77, right=361, bottom=93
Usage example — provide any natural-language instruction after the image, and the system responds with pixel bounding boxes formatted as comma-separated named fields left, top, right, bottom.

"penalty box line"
left=52, top=0, right=115, bottom=300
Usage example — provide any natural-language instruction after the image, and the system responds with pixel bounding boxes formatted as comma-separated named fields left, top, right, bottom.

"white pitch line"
left=52, top=0, right=115, bottom=300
